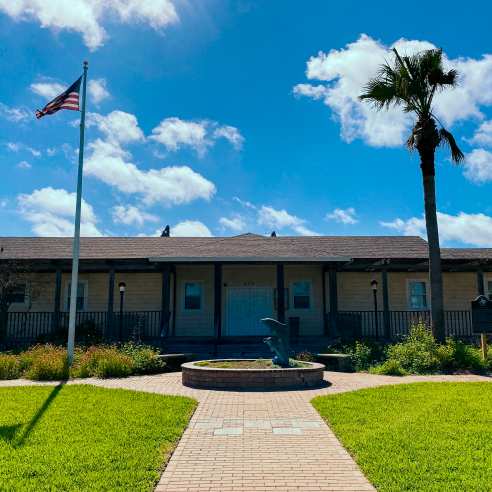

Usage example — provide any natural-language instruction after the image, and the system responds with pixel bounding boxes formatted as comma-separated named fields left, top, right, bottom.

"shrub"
left=118, top=342, right=165, bottom=374
left=0, top=354, right=21, bottom=379
left=72, top=346, right=133, bottom=378
left=295, top=350, right=315, bottom=362
left=370, top=359, right=408, bottom=376
left=21, top=345, right=69, bottom=380
left=385, top=322, right=441, bottom=374
left=439, top=339, right=486, bottom=373
left=345, top=341, right=385, bottom=371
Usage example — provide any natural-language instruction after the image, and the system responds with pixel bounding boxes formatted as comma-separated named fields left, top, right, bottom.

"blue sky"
left=1, top=1, right=492, bottom=246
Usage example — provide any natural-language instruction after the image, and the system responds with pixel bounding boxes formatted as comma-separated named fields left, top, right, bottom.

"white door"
left=226, top=287, right=274, bottom=336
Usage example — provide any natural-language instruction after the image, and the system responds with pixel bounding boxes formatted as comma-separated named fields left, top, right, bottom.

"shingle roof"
left=0, top=235, right=490, bottom=262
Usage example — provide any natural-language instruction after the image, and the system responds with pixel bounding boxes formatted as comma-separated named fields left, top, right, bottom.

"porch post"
left=214, top=263, right=222, bottom=338
left=382, top=268, right=391, bottom=339
left=52, top=267, right=62, bottom=331
left=172, top=266, right=177, bottom=336
left=160, top=266, right=171, bottom=337
left=276, top=263, right=285, bottom=323
left=328, top=268, right=338, bottom=337
left=477, top=269, right=485, bottom=296
left=322, top=266, right=328, bottom=335
left=107, top=268, right=115, bottom=337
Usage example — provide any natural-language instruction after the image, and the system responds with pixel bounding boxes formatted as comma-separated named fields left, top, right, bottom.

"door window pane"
left=293, top=281, right=310, bottom=309
left=408, top=281, right=427, bottom=309
left=184, top=283, right=202, bottom=310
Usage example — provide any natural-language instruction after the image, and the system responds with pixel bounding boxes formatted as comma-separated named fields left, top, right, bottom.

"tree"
left=360, top=48, right=464, bottom=342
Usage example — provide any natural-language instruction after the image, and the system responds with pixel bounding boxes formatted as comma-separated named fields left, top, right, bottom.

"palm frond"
left=359, top=79, right=399, bottom=108
left=438, top=128, right=464, bottom=163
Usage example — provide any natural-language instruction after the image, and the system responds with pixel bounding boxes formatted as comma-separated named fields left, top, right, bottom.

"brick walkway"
left=1, top=372, right=488, bottom=491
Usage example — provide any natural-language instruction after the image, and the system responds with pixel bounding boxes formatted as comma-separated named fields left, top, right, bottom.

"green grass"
left=194, top=359, right=308, bottom=369
left=312, top=383, right=492, bottom=491
left=0, top=385, right=197, bottom=491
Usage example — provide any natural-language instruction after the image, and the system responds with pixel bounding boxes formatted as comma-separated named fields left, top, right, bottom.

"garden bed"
left=194, top=359, right=309, bottom=369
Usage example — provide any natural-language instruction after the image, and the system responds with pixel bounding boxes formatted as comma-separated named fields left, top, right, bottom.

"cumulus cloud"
left=30, top=81, right=66, bottom=99
left=468, top=120, right=492, bottom=147
left=257, top=205, right=318, bottom=236
left=150, top=117, right=244, bottom=155
left=17, top=186, right=102, bottom=236
left=0, top=0, right=179, bottom=50
left=172, top=220, right=212, bottom=237
left=86, top=110, right=144, bottom=144
left=112, top=205, right=158, bottom=227
left=463, top=148, right=492, bottom=183
left=17, top=160, right=32, bottom=169
left=88, top=78, right=109, bottom=104
left=0, top=102, right=30, bottom=122
left=85, top=139, right=216, bottom=206
left=381, top=211, right=492, bottom=247
left=295, top=34, right=492, bottom=147
left=326, top=207, right=358, bottom=225
left=219, top=215, right=246, bottom=233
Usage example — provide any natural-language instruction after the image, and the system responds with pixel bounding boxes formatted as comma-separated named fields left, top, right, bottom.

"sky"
left=1, top=0, right=492, bottom=246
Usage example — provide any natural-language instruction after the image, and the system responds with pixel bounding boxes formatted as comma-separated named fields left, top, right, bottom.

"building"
left=1, top=234, right=491, bottom=348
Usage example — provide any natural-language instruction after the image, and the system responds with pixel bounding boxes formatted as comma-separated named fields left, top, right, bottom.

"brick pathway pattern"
left=1, top=372, right=488, bottom=491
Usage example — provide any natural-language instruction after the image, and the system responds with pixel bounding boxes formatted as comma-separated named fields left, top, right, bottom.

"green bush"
left=345, top=341, right=385, bottom=371
left=21, top=345, right=69, bottom=380
left=295, top=350, right=315, bottom=362
left=72, top=346, right=133, bottom=378
left=0, top=354, right=21, bottom=379
left=119, top=342, right=165, bottom=374
left=439, top=339, right=486, bottom=373
left=369, top=359, right=408, bottom=376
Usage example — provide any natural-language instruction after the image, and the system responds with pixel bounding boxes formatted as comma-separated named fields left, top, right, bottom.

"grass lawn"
left=0, top=385, right=197, bottom=491
left=313, top=383, right=492, bottom=491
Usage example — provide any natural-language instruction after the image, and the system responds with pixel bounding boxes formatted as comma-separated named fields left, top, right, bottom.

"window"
left=7, top=283, right=26, bottom=304
left=66, top=282, right=87, bottom=311
left=184, top=283, right=202, bottom=310
left=292, top=281, right=311, bottom=309
left=408, top=281, right=427, bottom=310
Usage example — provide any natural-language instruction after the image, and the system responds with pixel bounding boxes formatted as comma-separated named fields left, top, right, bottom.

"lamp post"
left=118, top=281, right=126, bottom=341
left=371, top=279, right=379, bottom=338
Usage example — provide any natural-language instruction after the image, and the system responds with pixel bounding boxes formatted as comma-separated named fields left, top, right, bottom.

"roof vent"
left=161, top=225, right=170, bottom=237
left=270, top=231, right=277, bottom=237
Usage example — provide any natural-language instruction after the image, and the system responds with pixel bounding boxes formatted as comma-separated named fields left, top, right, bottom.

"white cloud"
left=17, top=186, right=102, bottom=236
left=150, top=117, right=244, bottom=155
left=112, top=205, right=158, bottom=227
left=6, top=142, right=21, bottom=152
left=0, top=103, right=30, bottom=122
left=326, top=207, right=358, bottom=225
left=30, top=81, right=66, bottom=100
left=468, top=120, right=492, bottom=147
left=257, top=205, right=318, bottom=236
left=213, top=125, right=244, bottom=150
left=6, top=142, right=41, bottom=156
left=85, top=139, right=216, bottom=206
left=0, top=0, right=179, bottom=50
left=88, top=78, right=109, bottom=104
left=463, top=148, right=492, bottom=183
left=172, top=220, right=212, bottom=237
left=17, top=160, right=32, bottom=169
left=233, top=196, right=257, bottom=210
left=296, top=34, right=492, bottom=147
left=86, top=110, right=144, bottom=144
left=219, top=215, right=246, bottom=233
left=381, top=211, right=492, bottom=247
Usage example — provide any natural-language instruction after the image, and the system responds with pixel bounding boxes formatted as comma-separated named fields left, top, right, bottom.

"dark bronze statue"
left=261, top=317, right=290, bottom=367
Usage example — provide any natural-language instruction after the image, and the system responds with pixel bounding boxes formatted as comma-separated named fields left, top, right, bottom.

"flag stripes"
left=35, top=76, right=82, bottom=119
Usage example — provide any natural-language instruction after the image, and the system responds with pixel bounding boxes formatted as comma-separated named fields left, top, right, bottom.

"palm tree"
left=360, top=48, right=464, bottom=342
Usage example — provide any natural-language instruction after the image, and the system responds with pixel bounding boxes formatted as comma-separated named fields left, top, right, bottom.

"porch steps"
left=162, top=336, right=333, bottom=360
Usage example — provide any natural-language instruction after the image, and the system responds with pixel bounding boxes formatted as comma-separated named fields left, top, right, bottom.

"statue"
left=261, top=318, right=290, bottom=367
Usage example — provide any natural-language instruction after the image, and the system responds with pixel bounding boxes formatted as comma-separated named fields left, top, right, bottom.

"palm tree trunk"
left=420, top=153, right=445, bottom=342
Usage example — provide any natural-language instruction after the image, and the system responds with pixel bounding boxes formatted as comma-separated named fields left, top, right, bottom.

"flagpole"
left=67, top=61, right=88, bottom=365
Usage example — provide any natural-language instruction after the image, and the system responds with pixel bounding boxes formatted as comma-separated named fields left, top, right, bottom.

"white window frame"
left=65, top=279, right=89, bottom=312
left=182, top=281, right=204, bottom=313
left=485, top=276, right=492, bottom=299
left=7, top=282, right=29, bottom=308
left=406, top=279, right=429, bottom=311
left=290, top=280, right=312, bottom=310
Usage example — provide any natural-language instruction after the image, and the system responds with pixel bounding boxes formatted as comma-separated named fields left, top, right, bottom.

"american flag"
left=35, top=76, right=82, bottom=119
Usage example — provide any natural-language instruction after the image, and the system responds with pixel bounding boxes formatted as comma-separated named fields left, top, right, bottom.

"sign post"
left=471, top=295, right=492, bottom=361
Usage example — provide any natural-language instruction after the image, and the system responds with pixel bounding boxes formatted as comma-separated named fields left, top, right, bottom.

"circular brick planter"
left=181, top=360, right=326, bottom=390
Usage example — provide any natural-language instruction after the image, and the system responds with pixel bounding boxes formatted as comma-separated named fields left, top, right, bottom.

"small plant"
left=21, top=345, right=69, bottom=380
left=295, top=350, right=315, bottom=362
left=119, top=342, right=165, bottom=374
left=439, top=339, right=486, bottom=373
left=72, top=346, right=133, bottom=378
left=0, top=354, right=21, bottom=379
left=369, top=359, right=408, bottom=376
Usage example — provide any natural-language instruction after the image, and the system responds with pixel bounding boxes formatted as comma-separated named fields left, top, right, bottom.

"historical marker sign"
left=471, top=295, right=492, bottom=334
